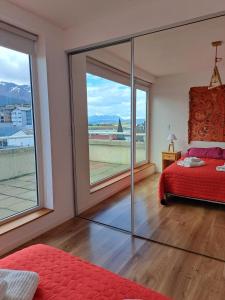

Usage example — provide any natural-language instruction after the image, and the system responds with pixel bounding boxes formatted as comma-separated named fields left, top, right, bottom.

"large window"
left=86, top=58, right=150, bottom=186
left=0, top=23, right=39, bottom=223
left=136, top=88, right=148, bottom=164
left=87, top=72, right=131, bottom=185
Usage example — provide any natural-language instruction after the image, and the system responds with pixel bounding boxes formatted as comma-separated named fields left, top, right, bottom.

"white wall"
left=64, top=0, right=225, bottom=50
left=0, top=0, right=74, bottom=255
left=151, top=69, right=225, bottom=171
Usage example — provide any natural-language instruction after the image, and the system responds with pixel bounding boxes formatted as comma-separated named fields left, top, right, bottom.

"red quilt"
left=0, top=244, right=170, bottom=300
left=159, top=158, right=225, bottom=203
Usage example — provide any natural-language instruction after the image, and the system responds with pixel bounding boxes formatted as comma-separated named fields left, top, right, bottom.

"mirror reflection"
left=71, top=16, right=225, bottom=261
left=71, top=42, right=132, bottom=231
left=133, top=16, right=225, bottom=260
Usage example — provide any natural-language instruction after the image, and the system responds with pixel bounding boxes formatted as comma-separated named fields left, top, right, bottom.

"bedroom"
left=1, top=1, right=225, bottom=300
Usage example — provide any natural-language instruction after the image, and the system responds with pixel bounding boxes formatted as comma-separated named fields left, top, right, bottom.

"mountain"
left=0, top=82, right=31, bottom=106
left=88, top=115, right=122, bottom=125
left=88, top=115, right=145, bottom=125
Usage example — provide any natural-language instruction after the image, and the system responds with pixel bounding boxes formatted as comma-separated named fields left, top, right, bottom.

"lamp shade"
left=167, top=133, right=177, bottom=142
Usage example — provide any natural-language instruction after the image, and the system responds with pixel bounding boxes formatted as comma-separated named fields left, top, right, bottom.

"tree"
left=116, top=118, right=125, bottom=140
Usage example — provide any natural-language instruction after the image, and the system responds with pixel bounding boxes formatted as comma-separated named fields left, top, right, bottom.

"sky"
left=0, top=46, right=30, bottom=85
left=86, top=73, right=147, bottom=119
left=0, top=45, right=146, bottom=119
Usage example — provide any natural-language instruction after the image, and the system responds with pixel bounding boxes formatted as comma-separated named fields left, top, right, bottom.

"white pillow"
left=0, top=279, right=8, bottom=300
left=0, top=269, right=39, bottom=300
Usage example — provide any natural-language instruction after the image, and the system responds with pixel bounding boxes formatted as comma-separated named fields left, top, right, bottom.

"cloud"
left=87, top=73, right=146, bottom=119
left=0, top=46, right=30, bottom=85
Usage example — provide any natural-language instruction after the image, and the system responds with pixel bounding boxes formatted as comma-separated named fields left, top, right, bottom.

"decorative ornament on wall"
left=209, top=41, right=223, bottom=89
left=188, top=85, right=225, bottom=142
left=188, top=41, right=225, bottom=143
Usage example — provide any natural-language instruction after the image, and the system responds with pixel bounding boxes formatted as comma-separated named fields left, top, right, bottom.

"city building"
left=11, top=107, right=33, bottom=126
left=0, top=108, right=13, bottom=123
left=0, top=124, right=21, bottom=148
left=7, top=128, right=34, bottom=147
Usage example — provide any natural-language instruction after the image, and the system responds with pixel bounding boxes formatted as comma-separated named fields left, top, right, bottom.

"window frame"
left=0, top=26, right=44, bottom=225
left=134, top=83, right=150, bottom=167
left=86, top=57, right=151, bottom=187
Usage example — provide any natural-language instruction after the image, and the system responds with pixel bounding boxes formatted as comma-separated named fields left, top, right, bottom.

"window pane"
left=136, top=89, right=147, bottom=164
left=87, top=72, right=131, bottom=185
left=0, top=46, right=38, bottom=221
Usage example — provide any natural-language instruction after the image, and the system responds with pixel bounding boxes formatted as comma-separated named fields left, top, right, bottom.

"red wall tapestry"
left=188, top=85, right=225, bottom=142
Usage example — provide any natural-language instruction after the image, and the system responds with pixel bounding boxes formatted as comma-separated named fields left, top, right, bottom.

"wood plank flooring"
left=81, top=173, right=225, bottom=261
left=6, top=217, right=225, bottom=300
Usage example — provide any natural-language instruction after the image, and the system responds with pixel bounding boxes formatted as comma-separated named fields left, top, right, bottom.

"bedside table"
left=162, top=151, right=181, bottom=170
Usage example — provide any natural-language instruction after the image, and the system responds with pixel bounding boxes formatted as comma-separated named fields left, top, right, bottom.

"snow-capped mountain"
left=0, top=82, right=31, bottom=106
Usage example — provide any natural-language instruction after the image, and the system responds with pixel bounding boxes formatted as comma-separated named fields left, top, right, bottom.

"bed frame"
left=161, top=193, right=225, bottom=206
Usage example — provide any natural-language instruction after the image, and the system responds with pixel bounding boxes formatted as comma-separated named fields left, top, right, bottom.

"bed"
left=159, top=156, right=225, bottom=205
left=0, top=244, right=170, bottom=300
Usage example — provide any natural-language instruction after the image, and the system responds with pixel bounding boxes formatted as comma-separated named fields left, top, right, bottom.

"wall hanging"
left=188, top=85, right=225, bottom=142
left=189, top=41, right=224, bottom=142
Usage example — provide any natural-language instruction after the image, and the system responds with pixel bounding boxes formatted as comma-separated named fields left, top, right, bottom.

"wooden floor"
left=8, top=217, right=225, bottom=300
left=81, top=173, right=225, bottom=261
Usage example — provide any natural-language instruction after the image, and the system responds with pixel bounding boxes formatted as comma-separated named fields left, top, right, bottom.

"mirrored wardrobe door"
left=70, top=41, right=132, bottom=231
left=132, top=45, right=154, bottom=238
left=133, top=15, right=225, bottom=261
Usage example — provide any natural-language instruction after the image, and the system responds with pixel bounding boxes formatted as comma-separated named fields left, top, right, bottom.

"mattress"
left=159, top=158, right=225, bottom=203
left=0, top=244, right=170, bottom=300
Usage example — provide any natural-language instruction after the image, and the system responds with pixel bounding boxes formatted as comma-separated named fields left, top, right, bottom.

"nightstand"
left=162, top=151, right=181, bottom=170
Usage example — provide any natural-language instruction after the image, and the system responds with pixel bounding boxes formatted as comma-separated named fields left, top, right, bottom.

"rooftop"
left=0, top=161, right=129, bottom=219
left=0, top=173, right=37, bottom=220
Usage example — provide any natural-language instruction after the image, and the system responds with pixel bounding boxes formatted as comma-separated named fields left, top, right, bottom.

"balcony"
left=89, top=138, right=147, bottom=185
left=0, top=147, right=37, bottom=220
left=0, top=135, right=147, bottom=220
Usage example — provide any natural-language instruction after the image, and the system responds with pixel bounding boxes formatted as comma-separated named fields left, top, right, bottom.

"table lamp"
left=167, top=133, right=177, bottom=152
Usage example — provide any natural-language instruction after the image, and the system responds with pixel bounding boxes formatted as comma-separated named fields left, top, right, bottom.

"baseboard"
left=0, top=212, right=74, bottom=257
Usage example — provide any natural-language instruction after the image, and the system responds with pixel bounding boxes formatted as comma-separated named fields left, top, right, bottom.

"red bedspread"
left=0, top=244, right=170, bottom=300
left=159, top=158, right=225, bottom=203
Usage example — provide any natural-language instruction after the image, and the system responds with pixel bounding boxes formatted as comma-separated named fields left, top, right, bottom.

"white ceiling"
left=8, top=0, right=149, bottom=29
left=7, top=1, right=225, bottom=77
left=107, top=16, right=225, bottom=76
